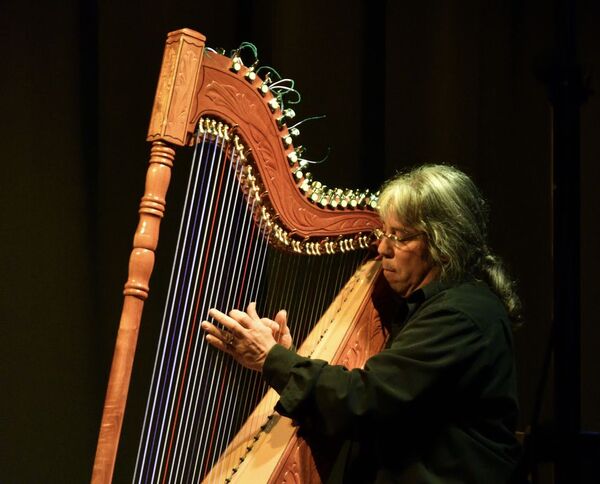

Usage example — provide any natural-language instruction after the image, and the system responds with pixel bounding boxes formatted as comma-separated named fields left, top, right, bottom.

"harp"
left=92, top=28, right=387, bottom=483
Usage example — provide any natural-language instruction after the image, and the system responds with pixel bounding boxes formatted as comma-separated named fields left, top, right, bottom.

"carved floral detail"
left=205, top=81, right=262, bottom=128
left=148, top=36, right=203, bottom=144
left=337, top=303, right=384, bottom=369
left=149, top=46, right=177, bottom=136
left=168, top=46, right=199, bottom=133
left=274, top=441, right=320, bottom=484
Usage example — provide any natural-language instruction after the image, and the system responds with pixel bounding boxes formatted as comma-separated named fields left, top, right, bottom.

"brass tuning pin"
left=258, top=82, right=270, bottom=95
left=282, top=127, right=300, bottom=147
left=268, top=98, right=280, bottom=112
left=230, top=56, right=243, bottom=72
left=277, top=109, right=296, bottom=128
left=258, top=73, right=271, bottom=96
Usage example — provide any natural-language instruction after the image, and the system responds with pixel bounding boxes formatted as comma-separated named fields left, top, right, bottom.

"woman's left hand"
left=201, top=302, right=281, bottom=372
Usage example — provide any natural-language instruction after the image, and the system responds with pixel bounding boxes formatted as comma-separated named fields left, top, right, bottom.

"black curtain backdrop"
left=1, top=0, right=599, bottom=482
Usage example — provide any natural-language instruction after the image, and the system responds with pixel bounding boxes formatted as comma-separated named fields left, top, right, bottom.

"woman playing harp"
left=203, top=164, right=523, bottom=483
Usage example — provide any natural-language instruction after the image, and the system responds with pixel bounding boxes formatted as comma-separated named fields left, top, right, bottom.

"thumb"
left=275, top=309, right=287, bottom=327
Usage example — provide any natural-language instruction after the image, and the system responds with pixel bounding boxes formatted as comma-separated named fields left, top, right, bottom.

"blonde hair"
left=378, top=164, right=522, bottom=324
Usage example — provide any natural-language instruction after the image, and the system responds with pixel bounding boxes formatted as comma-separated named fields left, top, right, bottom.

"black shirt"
left=263, top=281, right=521, bottom=483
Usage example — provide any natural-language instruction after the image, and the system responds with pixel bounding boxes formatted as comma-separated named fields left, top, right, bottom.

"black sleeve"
left=262, top=306, right=489, bottom=437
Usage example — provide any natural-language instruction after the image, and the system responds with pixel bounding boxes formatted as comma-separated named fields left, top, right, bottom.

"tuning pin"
left=277, top=109, right=295, bottom=128
left=300, top=178, right=311, bottom=192
left=320, top=192, right=331, bottom=207
left=221, top=124, right=230, bottom=141
left=230, top=56, right=242, bottom=72
left=356, top=191, right=367, bottom=207
left=288, top=151, right=298, bottom=164
left=258, top=82, right=270, bottom=96
left=245, top=70, right=257, bottom=82
left=282, top=134, right=293, bottom=147
left=268, top=98, right=280, bottom=112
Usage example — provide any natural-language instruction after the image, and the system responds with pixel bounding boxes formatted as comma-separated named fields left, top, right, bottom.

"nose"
left=377, top=237, right=393, bottom=258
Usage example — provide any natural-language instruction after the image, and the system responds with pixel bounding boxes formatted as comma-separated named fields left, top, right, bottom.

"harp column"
left=92, top=29, right=206, bottom=484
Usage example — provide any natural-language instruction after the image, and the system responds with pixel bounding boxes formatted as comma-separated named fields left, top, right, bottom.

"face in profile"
left=376, top=214, right=439, bottom=297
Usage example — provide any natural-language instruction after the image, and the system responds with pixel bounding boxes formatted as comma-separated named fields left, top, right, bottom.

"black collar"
left=403, top=280, right=452, bottom=320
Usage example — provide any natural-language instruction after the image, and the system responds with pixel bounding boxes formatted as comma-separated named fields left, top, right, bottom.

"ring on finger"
left=224, top=331, right=234, bottom=346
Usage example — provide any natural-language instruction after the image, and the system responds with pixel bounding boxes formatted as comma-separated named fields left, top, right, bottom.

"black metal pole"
left=548, top=0, right=586, bottom=481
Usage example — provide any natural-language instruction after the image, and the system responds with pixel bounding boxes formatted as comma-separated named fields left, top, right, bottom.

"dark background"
left=1, top=0, right=599, bottom=482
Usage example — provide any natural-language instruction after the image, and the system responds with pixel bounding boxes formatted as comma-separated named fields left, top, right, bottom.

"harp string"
left=201, top=180, right=263, bottom=479
left=217, top=210, right=273, bottom=468
left=172, top=144, right=246, bottom=482
left=157, top=137, right=230, bottom=483
left=156, top=137, right=232, bottom=484
left=238, top=241, right=283, bottom=467
left=233, top=223, right=276, bottom=473
left=134, top=129, right=211, bottom=483
left=307, top=256, right=331, bottom=343
left=305, top=255, right=333, bottom=343
left=301, top=255, right=328, bottom=343
left=132, top=126, right=371, bottom=483
left=186, top=145, right=252, bottom=481
left=190, top=145, right=273, bottom=482
left=135, top=134, right=235, bottom=483
left=181, top=143, right=255, bottom=482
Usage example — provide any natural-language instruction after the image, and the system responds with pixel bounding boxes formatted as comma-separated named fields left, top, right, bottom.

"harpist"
left=203, top=164, right=522, bottom=483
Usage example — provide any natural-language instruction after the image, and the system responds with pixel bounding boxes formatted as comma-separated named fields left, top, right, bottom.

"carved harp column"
left=92, top=28, right=386, bottom=484
left=92, top=30, right=206, bottom=483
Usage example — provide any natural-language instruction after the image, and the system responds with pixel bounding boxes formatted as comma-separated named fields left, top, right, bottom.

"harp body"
left=92, top=28, right=386, bottom=483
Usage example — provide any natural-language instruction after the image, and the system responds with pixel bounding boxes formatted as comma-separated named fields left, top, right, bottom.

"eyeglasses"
left=373, top=228, right=425, bottom=248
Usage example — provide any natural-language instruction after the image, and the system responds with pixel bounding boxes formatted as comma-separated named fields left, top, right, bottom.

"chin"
left=386, top=283, right=407, bottom=297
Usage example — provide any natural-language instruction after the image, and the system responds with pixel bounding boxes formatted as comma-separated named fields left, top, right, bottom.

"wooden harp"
left=92, top=28, right=386, bottom=483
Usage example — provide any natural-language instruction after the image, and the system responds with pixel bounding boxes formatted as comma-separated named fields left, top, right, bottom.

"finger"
left=201, top=321, right=230, bottom=343
left=228, top=309, right=255, bottom=329
left=204, top=332, right=233, bottom=355
left=202, top=322, right=233, bottom=354
left=275, top=309, right=288, bottom=332
left=246, top=302, right=260, bottom=321
left=261, top=318, right=279, bottom=332
left=208, top=308, right=245, bottom=335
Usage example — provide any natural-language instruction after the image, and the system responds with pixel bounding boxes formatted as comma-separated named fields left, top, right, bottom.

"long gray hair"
left=377, top=164, right=522, bottom=324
